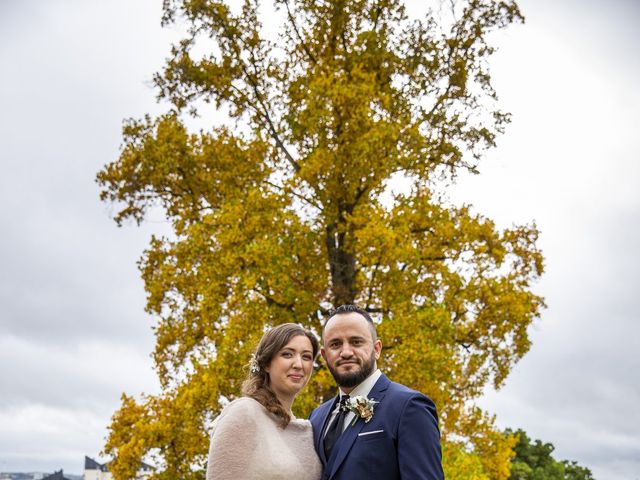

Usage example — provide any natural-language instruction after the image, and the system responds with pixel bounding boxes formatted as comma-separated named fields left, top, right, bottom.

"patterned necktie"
left=323, top=395, right=350, bottom=459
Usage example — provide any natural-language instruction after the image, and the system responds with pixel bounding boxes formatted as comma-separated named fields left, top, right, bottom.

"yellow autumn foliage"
left=97, top=1, right=541, bottom=479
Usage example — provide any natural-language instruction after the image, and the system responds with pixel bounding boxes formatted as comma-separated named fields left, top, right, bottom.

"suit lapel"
left=316, top=397, right=339, bottom=465
left=328, top=374, right=391, bottom=478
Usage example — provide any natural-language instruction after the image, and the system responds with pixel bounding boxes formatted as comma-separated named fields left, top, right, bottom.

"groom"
left=310, top=305, right=444, bottom=480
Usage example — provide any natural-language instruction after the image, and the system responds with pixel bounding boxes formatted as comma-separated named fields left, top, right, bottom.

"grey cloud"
left=0, top=404, right=108, bottom=475
left=0, top=335, right=159, bottom=410
left=0, top=0, right=173, bottom=348
left=469, top=1, right=640, bottom=476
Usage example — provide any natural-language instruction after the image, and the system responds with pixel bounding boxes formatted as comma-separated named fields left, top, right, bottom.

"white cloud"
left=0, top=335, right=159, bottom=409
left=0, top=336, right=159, bottom=474
left=0, top=404, right=108, bottom=473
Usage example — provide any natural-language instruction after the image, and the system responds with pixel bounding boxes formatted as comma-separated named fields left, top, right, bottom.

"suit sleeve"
left=397, top=394, right=444, bottom=480
left=206, top=400, right=259, bottom=480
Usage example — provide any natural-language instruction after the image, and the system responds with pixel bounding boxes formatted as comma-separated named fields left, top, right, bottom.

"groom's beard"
left=328, top=350, right=376, bottom=389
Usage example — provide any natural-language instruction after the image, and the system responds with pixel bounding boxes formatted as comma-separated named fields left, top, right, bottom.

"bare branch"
left=283, top=0, right=317, bottom=65
left=240, top=55, right=301, bottom=172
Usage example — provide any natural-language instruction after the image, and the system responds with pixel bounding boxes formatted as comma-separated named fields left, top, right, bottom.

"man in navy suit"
left=309, top=305, right=444, bottom=480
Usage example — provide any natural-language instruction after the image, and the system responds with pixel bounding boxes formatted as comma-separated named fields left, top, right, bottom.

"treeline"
left=509, top=429, right=594, bottom=480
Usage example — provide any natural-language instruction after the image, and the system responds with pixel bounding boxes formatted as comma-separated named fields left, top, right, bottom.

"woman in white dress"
left=206, top=323, right=322, bottom=480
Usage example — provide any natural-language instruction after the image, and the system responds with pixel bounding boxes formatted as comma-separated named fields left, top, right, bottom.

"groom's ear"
left=320, top=347, right=327, bottom=362
left=373, top=339, right=382, bottom=359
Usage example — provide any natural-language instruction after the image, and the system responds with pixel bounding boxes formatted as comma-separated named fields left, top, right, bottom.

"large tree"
left=97, top=0, right=544, bottom=478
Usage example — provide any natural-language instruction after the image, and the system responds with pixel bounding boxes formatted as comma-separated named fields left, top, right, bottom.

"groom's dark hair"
left=325, top=304, right=377, bottom=341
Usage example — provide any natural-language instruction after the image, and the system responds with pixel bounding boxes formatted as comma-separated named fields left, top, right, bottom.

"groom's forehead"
left=323, top=313, right=372, bottom=340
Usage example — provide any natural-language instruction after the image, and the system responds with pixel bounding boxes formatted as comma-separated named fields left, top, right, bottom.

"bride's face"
left=266, top=335, right=315, bottom=400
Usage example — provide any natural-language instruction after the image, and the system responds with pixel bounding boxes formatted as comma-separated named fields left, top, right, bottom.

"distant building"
left=42, top=472, right=71, bottom=480
left=83, top=458, right=108, bottom=480
left=84, top=457, right=153, bottom=480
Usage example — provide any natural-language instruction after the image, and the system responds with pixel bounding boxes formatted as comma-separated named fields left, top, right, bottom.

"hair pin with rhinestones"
left=249, top=353, right=260, bottom=374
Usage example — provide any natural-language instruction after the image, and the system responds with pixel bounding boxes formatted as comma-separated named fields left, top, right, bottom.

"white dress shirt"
left=324, top=368, right=382, bottom=436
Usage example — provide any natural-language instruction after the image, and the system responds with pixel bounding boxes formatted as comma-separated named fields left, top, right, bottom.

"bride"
left=206, top=323, right=322, bottom=480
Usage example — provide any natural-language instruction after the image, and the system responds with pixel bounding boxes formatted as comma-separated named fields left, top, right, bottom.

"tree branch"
left=209, top=9, right=302, bottom=174
left=262, top=179, right=323, bottom=211
left=240, top=49, right=301, bottom=173
left=283, top=0, right=318, bottom=65
left=251, top=287, right=294, bottom=311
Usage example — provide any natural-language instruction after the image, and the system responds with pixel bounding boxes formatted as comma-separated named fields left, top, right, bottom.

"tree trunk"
left=326, top=224, right=357, bottom=306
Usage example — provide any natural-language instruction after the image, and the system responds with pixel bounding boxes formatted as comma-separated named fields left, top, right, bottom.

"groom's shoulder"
left=310, top=396, right=334, bottom=418
left=387, top=377, right=420, bottom=395
left=386, top=378, right=436, bottom=405
left=313, top=396, right=335, bottom=412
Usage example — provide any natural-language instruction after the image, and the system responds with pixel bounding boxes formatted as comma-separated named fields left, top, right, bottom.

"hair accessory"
left=249, top=353, right=260, bottom=374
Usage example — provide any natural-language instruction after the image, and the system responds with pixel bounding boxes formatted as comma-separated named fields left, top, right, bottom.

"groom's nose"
left=340, top=345, right=354, bottom=357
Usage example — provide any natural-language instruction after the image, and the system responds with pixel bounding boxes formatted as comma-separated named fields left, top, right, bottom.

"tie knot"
left=338, top=395, right=350, bottom=411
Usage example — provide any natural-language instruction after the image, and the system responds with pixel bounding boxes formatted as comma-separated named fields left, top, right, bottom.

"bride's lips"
left=288, top=373, right=304, bottom=380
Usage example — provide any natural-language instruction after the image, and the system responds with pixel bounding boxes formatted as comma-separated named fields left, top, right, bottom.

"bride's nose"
left=292, top=355, right=303, bottom=369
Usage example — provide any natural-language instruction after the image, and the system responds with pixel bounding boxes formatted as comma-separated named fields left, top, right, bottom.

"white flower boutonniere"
left=345, top=395, right=378, bottom=426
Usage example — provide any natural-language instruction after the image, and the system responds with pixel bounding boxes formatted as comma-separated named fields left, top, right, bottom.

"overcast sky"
left=0, top=0, right=638, bottom=478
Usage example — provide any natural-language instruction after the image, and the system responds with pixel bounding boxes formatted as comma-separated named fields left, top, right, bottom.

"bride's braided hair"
left=242, top=323, right=319, bottom=428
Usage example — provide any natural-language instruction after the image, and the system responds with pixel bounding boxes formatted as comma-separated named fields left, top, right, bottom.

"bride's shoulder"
left=288, top=417, right=313, bottom=430
left=221, top=396, right=265, bottom=416
left=212, top=397, right=266, bottom=431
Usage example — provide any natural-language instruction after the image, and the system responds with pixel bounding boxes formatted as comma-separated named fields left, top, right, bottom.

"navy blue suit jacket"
left=309, top=374, right=444, bottom=480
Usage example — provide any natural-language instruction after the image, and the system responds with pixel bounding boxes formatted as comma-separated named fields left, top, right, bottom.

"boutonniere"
left=345, top=395, right=378, bottom=425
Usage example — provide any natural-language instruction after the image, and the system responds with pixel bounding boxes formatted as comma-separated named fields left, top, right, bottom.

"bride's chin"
left=295, top=380, right=309, bottom=391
